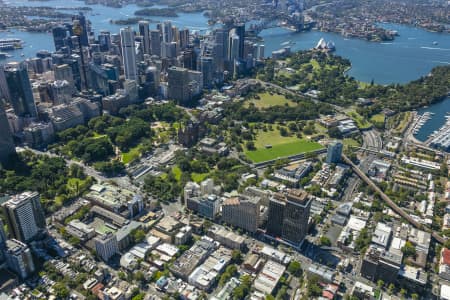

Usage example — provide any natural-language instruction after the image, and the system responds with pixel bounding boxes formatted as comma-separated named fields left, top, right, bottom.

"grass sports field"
left=245, top=139, right=323, bottom=163
left=246, top=92, right=295, bottom=109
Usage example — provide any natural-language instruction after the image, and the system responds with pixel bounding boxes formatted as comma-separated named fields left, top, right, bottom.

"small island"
left=110, top=18, right=152, bottom=25
left=134, top=8, right=178, bottom=17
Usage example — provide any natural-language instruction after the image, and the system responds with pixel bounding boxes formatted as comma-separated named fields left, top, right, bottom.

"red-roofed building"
left=91, top=283, right=104, bottom=299
left=440, top=248, right=450, bottom=280
left=322, top=283, right=339, bottom=299
left=322, top=290, right=335, bottom=300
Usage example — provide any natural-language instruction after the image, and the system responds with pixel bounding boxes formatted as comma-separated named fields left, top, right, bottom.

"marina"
left=412, top=112, right=432, bottom=135
left=427, top=116, right=450, bottom=151
left=414, top=97, right=450, bottom=143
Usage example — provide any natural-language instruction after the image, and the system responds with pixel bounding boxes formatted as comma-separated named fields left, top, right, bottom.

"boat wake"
left=420, top=46, right=450, bottom=51
left=432, top=61, right=450, bottom=65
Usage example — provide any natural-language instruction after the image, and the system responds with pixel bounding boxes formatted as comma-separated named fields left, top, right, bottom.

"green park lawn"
left=243, top=128, right=324, bottom=163
left=343, top=138, right=361, bottom=148
left=245, top=138, right=323, bottom=163
left=370, top=113, right=386, bottom=124
left=191, top=172, right=209, bottom=183
left=247, top=92, right=295, bottom=109
left=347, top=110, right=372, bottom=130
left=121, top=146, right=141, bottom=164
left=252, top=129, right=299, bottom=148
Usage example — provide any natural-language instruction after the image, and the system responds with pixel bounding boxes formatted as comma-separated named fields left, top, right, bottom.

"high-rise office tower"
left=162, top=21, right=173, bottom=43
left=179, top=28, right=190, bottom=50
left=72, top=13, right=89, bottom=47
left=281, top=190, right=311, bottom=246
left=266, top=196, right=285, bottom=237
left=5, top=239, right=35, bottom=279
left=0, top=104, right=15, bottom=165
left=54, top=64, right=75, bottom=93
left=98, top=30, right=111, bottom=52
left=150, top=30, right=161, bottom=56
left=228, top=31, right=240, bottom=61
left=138, top=21, right=150, bottom=55
left=2, top=191, right=46, bottom=243
left=161, top=41, right=178, bottom=59
left=234, top=23, right=245, bottom=59
left=52, top=25, right=69, bottom=51
left=326, top=140, right=343, bottom=164
left=198, top=56, right=214, bottom=88
left=214, top=28, right=229, bottom=72
left=4, top=62, right=37, bottom=118
left=120, top=27, right=138, bottom=81
left=266, top=189, right=312, bottom=247
left=0, top=65, right=10, bottom=100
left=167, top=66, right=202, bottom=104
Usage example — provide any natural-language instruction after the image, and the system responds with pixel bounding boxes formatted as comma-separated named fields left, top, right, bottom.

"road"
left=342, top=153, right=446, bottom=245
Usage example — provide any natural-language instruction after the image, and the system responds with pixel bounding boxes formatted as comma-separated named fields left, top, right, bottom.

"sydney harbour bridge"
left=248, top=0, right=315, bottom=34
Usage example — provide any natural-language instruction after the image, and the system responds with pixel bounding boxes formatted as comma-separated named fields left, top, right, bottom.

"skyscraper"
left=198, top=56, right=214, bottom=88
left=162, top=21, right=173, bottom=43
left=214, top=28, right=229, bottom=72
left=228, top=30, right=240, bottom=61
left=167, top=66, right=203, bottom=105
left=120, top=27, right=138, bottom=81
left=150, top=30, right=162, bottom=56
left=266, top=189, right=312, bottom=247
left=2, top=191, right=46, bottom=243
left=326, top=140, right=343, bottom=164
left=52, top=25, right=70, bottom=51
left=5, top=239, right=35, bottom=279
left=179, top=28, right=190, bottom=50
left=72, top=13, right=89, bottom=47
left=98, top=30, right=112, bottom=52
left=138, top=21, right=150, bottom=55
left=4, top=62, right=37, bottom=118
left=234, top=23, right=245, bottom=59
left=266, top=196, right=285, bottom=237
left=281, top=189, right=311, bottom=246
left=0, top=104, right=15, bottom=165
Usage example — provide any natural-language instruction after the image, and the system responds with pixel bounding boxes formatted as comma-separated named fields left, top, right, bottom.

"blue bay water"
left=259, top=24, right=450, bottom=84
left=0, top=0, right=449, bottom=138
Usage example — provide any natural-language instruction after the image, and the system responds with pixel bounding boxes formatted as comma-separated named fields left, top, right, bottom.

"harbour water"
left=259, top=24, right=450, bottom=84
left=0, top=0, right=449, bottom=84
left=414, top=97, right=450, bottom=142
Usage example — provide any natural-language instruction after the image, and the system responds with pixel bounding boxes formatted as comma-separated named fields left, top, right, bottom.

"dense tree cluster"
left=0, top=151, right=93, bottom=213
left=118, top=103, right=188, bottom=123
left=222, top=100, right=333, bottom=123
